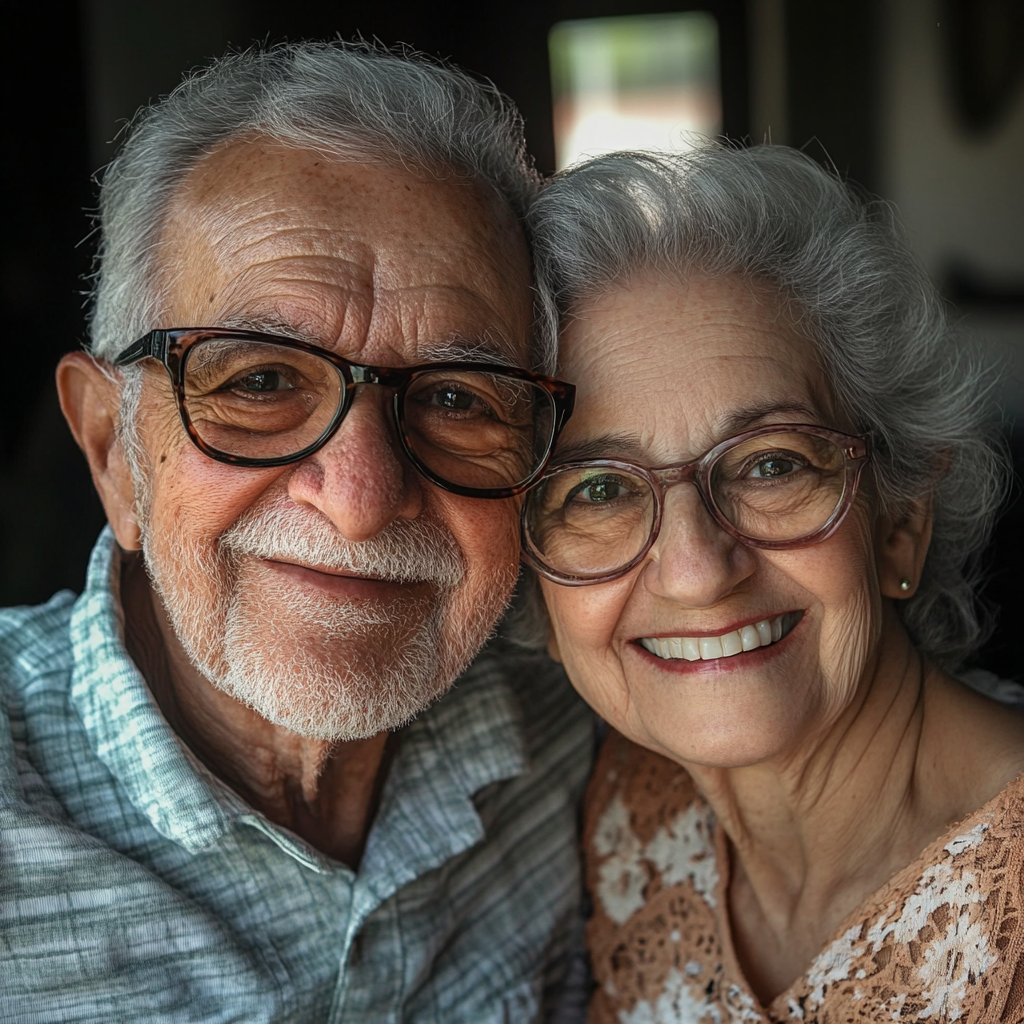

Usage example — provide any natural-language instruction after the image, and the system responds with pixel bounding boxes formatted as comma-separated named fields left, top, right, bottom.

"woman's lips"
left=637, top=611, right=803, bottom=662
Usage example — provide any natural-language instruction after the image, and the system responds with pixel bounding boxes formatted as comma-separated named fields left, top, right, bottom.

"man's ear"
left=56, top=353, right=142, bottom=551
left=876, top=493, right=934, bottom=599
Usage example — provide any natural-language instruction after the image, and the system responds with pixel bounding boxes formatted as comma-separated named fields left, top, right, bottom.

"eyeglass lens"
left=524, top=429, right=851, bottom=580
left=181, top=337, right=556, bottom=492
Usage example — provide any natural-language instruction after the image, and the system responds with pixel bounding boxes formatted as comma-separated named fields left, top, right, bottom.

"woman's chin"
left=610, top=642, right=826, bottom=769
left=628, top=708, right=810, bottom=770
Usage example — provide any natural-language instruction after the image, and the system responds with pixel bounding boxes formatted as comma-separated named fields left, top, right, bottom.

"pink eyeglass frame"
left=521, top=423, right=872, bottom=586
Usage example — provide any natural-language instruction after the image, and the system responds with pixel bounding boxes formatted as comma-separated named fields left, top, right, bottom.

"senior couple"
left=4, top=40, right=1024, bottom=1024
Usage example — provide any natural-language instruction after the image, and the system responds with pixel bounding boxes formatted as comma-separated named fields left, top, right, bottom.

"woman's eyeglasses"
left=521, top=424, right=871, bottom=585
left=113, top=328, right=576, bottom=499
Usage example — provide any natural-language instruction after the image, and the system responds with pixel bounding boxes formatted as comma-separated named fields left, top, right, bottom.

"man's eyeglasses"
left=113, top=328, right=576, bottom=499
left=522, top=424, right=871, bottom=585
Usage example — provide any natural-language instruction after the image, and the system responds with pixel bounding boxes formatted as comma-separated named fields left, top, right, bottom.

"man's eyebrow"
left=552, top=434, right=647, bottom=464
left=417, top=336, right=520, bottom=368
left=218, top=314, right=316, bottom=342
left=217, top=320, right=523, bottom=368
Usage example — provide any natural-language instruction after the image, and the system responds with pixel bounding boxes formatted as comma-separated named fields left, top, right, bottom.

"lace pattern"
left=584, top=730, right=1024, bottom=1023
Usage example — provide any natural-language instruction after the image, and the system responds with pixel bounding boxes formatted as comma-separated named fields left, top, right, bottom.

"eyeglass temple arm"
left=113, top=330, right=168, bottom=368
left=557, top=387, right=576, bottom=431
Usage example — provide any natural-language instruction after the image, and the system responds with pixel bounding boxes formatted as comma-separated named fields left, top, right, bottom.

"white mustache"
left=219, top=500, right=465, bottom=588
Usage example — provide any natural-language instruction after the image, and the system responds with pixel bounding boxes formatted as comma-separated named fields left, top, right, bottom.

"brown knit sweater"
left=584, top=729, right=1024, bottom=1023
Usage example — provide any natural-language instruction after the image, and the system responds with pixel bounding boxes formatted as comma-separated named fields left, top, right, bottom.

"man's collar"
left=359, top=655, right=528, bottom=901
left=69, top=527, right=233, bottom=850
left=67, top=527, right=530, bottom=883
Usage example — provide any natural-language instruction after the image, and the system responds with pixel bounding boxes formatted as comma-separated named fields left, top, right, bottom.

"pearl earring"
left=899, top=578, right=911, bottom=592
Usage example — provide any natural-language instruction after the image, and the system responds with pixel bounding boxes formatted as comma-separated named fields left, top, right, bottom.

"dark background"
left=3, top=0, right=1023, bottom=673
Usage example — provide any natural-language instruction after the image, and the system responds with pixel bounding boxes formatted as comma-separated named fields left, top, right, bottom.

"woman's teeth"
left=639, top=612, right=800, bottom=662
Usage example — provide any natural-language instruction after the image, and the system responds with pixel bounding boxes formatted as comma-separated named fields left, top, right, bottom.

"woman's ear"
left=56, top=353, right=142, bottom=551
left=876, top=493, right=934, bottom=599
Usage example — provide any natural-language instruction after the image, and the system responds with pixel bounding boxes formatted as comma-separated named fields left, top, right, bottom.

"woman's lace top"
left=584, top=729, right=1024, bottom=1023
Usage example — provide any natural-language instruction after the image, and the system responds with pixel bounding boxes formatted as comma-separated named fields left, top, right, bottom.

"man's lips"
left=262, top=558, right=434, bottom=599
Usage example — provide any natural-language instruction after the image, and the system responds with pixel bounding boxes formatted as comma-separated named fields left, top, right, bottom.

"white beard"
left=139, top=496, right=512, bottom=741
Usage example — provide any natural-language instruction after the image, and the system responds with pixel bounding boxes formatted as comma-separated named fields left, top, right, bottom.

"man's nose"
left=285, top=388, right=424, bottom=541
left=642, top=483, right=756, bottom=605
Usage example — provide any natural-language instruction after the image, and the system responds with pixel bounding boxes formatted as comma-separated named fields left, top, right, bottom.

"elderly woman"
left=521, top=146, right=1024, bottom=1022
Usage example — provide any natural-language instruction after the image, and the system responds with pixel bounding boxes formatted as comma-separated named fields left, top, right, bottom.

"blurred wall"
left=881, top=0, right=1024, bottom=419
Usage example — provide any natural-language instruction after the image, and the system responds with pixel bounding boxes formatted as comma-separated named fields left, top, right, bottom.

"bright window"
left=549, top=11, right=721, bottom=170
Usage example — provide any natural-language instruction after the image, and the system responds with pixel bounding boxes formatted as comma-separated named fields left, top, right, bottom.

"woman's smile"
left=635, top=609, right=803, bottom=665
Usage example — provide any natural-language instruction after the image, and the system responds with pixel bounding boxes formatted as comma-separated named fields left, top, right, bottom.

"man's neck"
left=120, top=554, right=393, bottom=867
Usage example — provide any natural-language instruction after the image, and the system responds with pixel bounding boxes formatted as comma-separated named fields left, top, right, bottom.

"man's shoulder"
left=0, top=590, right=78, bottom=692
left=0, top=590, right=80, bottom=817
left=0, top=592, right=79, bottom=763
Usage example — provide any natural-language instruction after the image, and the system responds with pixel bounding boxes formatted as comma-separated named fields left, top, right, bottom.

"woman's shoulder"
left=584, top=727, right=702, bottom=839
left=925, top=668, right=1024, bottom=822
left=776, top=773, right=1024, bottom=1022
left=583, top=730, right=717, bottom=927
left=580, top=728, right=1024, bottom=1023
left=582, top=730, right=730, bottom=1021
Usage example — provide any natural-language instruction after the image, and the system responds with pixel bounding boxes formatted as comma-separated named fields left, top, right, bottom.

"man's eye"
left=432, top=387, right=480, bottom=411
left=232, top=369, right=294, bottom=393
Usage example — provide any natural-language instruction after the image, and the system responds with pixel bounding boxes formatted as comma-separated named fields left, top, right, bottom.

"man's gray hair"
left=89, top=39, right=544, bottom=365
left=525, top=145, right=1009, bottom=668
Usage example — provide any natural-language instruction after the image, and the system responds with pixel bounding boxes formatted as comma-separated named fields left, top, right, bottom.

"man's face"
left=127, top=140, right=532, bottom=740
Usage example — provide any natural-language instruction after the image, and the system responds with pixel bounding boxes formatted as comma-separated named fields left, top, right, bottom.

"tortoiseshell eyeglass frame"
left=113, top=327, right=576, bottom=499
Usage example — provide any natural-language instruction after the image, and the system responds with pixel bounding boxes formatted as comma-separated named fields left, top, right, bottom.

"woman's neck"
left=684, top=619, right=1024, bottom=1004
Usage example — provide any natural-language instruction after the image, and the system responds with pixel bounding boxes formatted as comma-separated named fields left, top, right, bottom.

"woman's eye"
left=748, top=457, right=799, bottom=479
left=570, top=476, right=628, bottom=503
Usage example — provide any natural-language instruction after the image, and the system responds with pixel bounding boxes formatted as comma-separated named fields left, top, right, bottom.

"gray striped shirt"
left=0, top=529, right=594, bottom=1023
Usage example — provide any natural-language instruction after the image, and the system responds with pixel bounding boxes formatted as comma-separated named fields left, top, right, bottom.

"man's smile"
left=262, top=557, right=436, bottom=599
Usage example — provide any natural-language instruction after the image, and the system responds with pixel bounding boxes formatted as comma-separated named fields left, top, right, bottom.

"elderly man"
left=1, top=42, right=592, bottom=1022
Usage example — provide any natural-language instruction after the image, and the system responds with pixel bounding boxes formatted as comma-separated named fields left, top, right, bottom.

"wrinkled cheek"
left=545, top=595, right=632, bottom=723
left=441, top=558, right=520, bottom=676
left=817, top=577, right=882, bottom=722
left=435, top=496, right=520, bottom=646
left=142, top=501, right=234, bottom=672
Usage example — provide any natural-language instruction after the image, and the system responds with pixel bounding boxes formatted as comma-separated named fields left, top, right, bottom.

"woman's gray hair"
left=523, top=144, right=1009, bottom=668
left=89, top=39, right=543, bottom=364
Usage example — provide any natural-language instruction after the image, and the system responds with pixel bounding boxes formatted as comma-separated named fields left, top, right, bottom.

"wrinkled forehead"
left=151, top=137, right=533, bottom=366
left=556, top=273, right=841, bottom=461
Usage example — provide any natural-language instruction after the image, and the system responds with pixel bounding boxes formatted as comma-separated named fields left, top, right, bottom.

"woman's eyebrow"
left=552, top=404, right=822, bottom=466
left=717, top=402, right=822, bottom=435
left=553, top=434, right=646, bottom=463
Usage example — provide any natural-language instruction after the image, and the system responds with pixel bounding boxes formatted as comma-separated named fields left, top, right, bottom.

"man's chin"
left=195, top=597, right=455, bottom=741
left=224, top=673, right=455, bottom=742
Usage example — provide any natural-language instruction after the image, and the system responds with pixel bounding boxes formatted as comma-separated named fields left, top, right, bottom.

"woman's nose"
left=285, top=387, right=424, bottom=541
left=643, top=482, right=756, bottom=605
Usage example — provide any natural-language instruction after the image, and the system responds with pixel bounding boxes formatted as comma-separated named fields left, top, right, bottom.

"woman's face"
left=542, top=274, right=899, bottom=769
